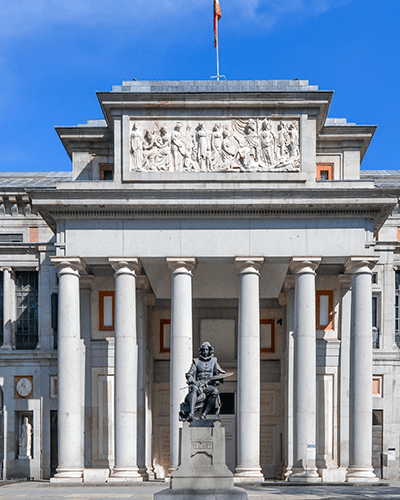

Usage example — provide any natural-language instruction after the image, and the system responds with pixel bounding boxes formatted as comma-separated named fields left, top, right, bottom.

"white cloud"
left=0, top=0, right=355, bottom=40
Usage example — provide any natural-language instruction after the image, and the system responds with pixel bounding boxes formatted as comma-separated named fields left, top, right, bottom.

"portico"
left=28, top=80, right=397, bottom=484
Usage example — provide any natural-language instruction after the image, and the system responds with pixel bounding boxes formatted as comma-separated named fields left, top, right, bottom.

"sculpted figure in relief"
left=171, top=122, right=186, bottom=172
left=210, top=123, right=223, bottom=170
left=130, top=122, right=143, bottom=171
left=276, top=121, right=290, bottom=163
left=195, top=122, right=209, bottom=171
left=288, top=122, right=300, bottom=159
left=221, top=127, right=236, bottom=169
left=260, top=119, right=275, bottom=168
left=19, top=417, right=33, bottom=459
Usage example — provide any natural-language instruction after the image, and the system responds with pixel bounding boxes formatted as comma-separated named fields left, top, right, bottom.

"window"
left=260, top=319, right=275, bottom=353
left=372, top=295, right=380, bottom=349
left=100, top=165, right=114, bottom=181
left=16, top=271, right=38, bottom=350
left=51, top=293, right=58, bottom=349
left=99, top=291, right=115, bottom=330
left=396, top=271, right=400, bottom=347
left=0, top=233, right=23, bottom=243
left=316, top=290, right=334, bottom=330
left=373, top=375, right=383, bottom=397
left=316, top=163, right=333, bottom=181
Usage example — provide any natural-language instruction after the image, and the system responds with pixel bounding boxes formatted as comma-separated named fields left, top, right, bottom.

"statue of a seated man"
left=180, top=341, right=226, bottom=421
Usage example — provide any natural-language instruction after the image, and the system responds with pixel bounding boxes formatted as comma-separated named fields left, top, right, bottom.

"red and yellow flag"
left=214, top=0, right=221, bottom=48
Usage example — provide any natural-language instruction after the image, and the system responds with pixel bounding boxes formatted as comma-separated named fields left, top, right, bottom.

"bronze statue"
left=179, top=341, right=231, bottom=421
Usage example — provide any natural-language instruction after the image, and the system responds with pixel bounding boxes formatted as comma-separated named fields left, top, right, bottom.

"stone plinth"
left=154, top=421, right=247, bottom=500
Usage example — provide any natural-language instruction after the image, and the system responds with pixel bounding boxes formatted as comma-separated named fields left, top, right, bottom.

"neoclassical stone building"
left=1, top=80, right=400, bottom=483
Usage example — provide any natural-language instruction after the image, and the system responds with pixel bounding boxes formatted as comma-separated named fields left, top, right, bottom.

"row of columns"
left=289, top=257, right=378, bottom=482
left=51, top=254, right=378, bottom=483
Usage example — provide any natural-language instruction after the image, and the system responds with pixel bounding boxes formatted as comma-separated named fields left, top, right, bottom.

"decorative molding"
left=128, top=118, right=300, bottom=173
left=48, top=208, right=382, bottom=219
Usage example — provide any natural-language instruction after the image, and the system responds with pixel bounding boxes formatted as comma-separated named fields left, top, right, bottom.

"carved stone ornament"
left=129, top=118, right=300, bottom=173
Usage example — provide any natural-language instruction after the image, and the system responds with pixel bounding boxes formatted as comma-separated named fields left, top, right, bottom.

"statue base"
left=154, top=420, right=247, bottom=500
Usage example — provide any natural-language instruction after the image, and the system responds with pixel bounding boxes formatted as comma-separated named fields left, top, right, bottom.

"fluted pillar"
left=109, top=258, right=142, bottom=481
left=346, top=257, right=379, bottom=482
left=290, top=257, right=321, bottom=482
left=51, top=257, right=85, bottom=482
left=1, top=267, right=14, bottom=349
left=235, top=257, right=264, bottom=483
left=166, top=258, right=196, bottom=471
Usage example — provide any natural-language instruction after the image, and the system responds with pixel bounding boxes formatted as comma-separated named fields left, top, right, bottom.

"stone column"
left=234, top=257, right=264, bottom=483
left=109, top=259, right=142, bottom=481
left=51, top=257, right=85, bottom=482
left=136, top=275, right=149, bottom=479
left=345, top=257, right=379, bottom=482
left=290, top=258, right=321, bottom=482
left=166, top=258, right=196, bottom=471
left=1, top=267, right=14, bottom=349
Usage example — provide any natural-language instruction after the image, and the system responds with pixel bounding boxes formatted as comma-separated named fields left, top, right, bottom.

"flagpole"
left=215, top=22, right=220, bottom=81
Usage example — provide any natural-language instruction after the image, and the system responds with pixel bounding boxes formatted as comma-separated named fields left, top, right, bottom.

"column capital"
left=51, top=257, right=86, bottom=275
left=235, top=257, right=264, bottom=275
left=1, top=266, right=13, bottom=274
left=109, top=258, right=141, bottom=275
left=166, top=257, right=196, bottom=274
left=345, top=256, right=379, bottom=275
left=290, top=257, right=321, bottom=275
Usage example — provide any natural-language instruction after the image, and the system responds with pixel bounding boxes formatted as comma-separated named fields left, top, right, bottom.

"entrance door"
left=372, top=410, right=383, bottom=479
left=219, top=392, right=236, bottom=473
left=50, top=411, right=58, bottom=477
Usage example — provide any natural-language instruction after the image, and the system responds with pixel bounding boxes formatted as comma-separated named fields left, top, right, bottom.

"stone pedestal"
left=154, top=421, right=247, bottom=500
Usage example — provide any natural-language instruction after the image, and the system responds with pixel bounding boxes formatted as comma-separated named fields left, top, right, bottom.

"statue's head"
left=199, top=341, right=214, bottom=361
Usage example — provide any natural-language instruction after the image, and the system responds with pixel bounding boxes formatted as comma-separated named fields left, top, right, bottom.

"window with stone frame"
left=372, top=295, right=380, bottom=349
left=0, top=270, right=3, bottom=345
left=16, top=271, right=38, bottom=350
left=395, top=271, right=400, bottom=347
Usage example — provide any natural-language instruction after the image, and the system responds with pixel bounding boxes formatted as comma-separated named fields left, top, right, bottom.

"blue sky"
left=0, top=0, right=399, bottom=172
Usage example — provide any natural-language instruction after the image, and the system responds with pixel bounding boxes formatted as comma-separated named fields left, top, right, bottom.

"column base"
left=109, top=467, right=143, bottom=482
left=288, top=467, right=321, bottom=483
left=138, top=466, right=149, bottom=480
left=346, top=467, right=379, bottom=483
left=234, top=467, right=264, bottom=483
left=50, top=468, right=83, bottom=483
left=1, top=344, right=13, bottom=350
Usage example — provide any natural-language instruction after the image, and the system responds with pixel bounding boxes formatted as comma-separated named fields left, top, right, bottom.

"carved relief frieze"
left=129, top=118, right=300, bottom=173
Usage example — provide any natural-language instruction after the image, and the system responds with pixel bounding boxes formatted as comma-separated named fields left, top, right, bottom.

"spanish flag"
left=214, top=0, right=221, bottom=48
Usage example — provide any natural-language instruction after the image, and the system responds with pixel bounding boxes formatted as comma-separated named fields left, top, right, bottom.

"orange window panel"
left=316, top=290, right=334, bottom=330
left=260, top=319, right=275, bottom=353
left=30, top=227, right=39, bottom=243
left=99, top=291, right=115, bottom=330
left=316, top=163, right=333, bottom=181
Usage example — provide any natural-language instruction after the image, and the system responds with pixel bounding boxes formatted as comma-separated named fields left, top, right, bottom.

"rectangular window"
left=373, top=375, right=383, bottom=397
left=372, top=295, right=380, bottom=349
left=100, top=165, right=114, bottom=181
left=99, top=291, right=115, bottom=330
left=51, top=293, right=58, bottom=350
left=396, top=271, right=400, bottom=347
left=316, top=163, right=333, bottom=181
left=0, top=233, right=23, bottom=243
left=316, top=290, right=334, bottom=330
left=16, top=271, right=38, bottom=350
left=260, top=319, right=275, bottom=353
left=160, top=319, right=171, bottom=353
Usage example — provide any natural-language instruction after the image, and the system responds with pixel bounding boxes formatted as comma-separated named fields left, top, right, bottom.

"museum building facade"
left=1, top=80, right=400, bottom=483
